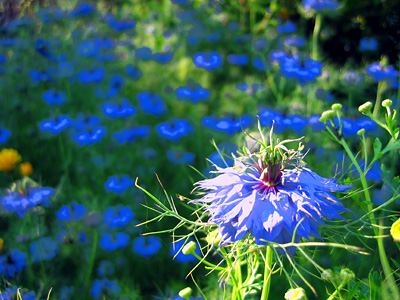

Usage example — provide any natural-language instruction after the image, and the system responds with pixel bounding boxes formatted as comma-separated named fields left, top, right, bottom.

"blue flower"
left=1, top=286, right=35, bottom=300
left=0, top=250, right=27, bottom=278
left=284, top=36, right=306, bottom=47
left=252, top=58, right=268, bottom=71
left=193, top=141, right=351, bottom=250
left=1, top=187, right=54, bottom=217
left=96, top=74, right=125, bottom=98
left=175, top=85, right=211, bottom=103
left=77, top=67, right=105, bottom=84
left=70, top=2, right=95, bottom=17
left=56, top=202, right=87, bottom=222
left=359, top=37, right=378, bottom=52
left=102, top=99, right=136, bottom=118
left=97, top=260, right=115, bottom=278
left=136, top=47, right=153, bottom=60
left=0, top=127, right=11, bottom=144
left=103, top=205, right=135, bottom=230
left=192, top=52, right=223, bottom=71
left=302, top=0, right=339, bottom=11
left=42, top=89, right=67, bottom=106
left=202, top=115, right=254, bottom=136
left=253, top=37, right=268, bottom=51
left=70, top=127, right=106, bottom=147
left=280, top=55, right=323, bottom=84
left=72, top=114, right=101, bottom=131
left=152, top=52, right=174, bottom=64
left=30, top=237, right=58, bottom=262
left=167, top=149, right=195, bottom=165
left=126, top=65, right=142, bottom=80
left=132, top=236, right=162, bottom=257
left=112, top=126, right=151, bottom=144
left=105, top=176, right=134, bottom=194
left=137, top=91, right=167, bottom=116
left=99, top=233, right=130, bottom=251
left=91, top=279, right=120, bottom=299
left=105, top=14, right=136, bottom=31
left=227, top=54, right=249, bottom=66
left=366, top=63, right=398, bottom=83
left=276, top=20, right=297, bottom=34
left=39, top=115, right=73, bottom=135
left=156, top=119, right=193, bottom=142
left=29, top=69, right=52, bottom=84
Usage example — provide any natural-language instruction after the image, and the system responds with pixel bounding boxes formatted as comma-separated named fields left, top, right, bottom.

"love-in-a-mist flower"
left=193, top=125, right=351, bottom=250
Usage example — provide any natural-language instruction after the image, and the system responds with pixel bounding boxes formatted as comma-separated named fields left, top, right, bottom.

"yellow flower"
left=390, top=218, right=400, bottom=242
left=0, top=148, right=22, bottom=172
left=19, top=162, right=33, bottom=176
left=285, top=288, right=307, bottom=300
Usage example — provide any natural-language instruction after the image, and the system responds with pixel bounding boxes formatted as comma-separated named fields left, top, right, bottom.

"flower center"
left=259, top=161, right=283, bottom=194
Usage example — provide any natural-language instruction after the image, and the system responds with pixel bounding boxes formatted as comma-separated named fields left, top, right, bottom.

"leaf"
left=382, top=137, right=400, bottom=155
left=369, top=271, right=382, bottom=300
left=373, top=138, right=382, bottom=160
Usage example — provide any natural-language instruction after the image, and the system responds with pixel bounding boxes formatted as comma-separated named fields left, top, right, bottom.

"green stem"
left=339, top=140, right=400, bottom=299
left=372, top=81, right=385, bottom=117
left=260, top=246, right=273, bottom=300
left=312, top=13, right=322, bottom=61
left=84, top=230, right=98, bottom=297
left=58, top=135, right=70, bottom=184
left=327, top=281, right=346, bottom=300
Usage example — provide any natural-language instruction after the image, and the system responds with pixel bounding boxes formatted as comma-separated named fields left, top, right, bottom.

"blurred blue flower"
left=102, top=98, right=136, bottom=119
left=35, top=38, right=58, bottom=61
left=0, top=127, right=11, bottom=144
left=77, top=67, right=105, bottom=84
left=202, top=115, right=254, bottom=136
left=152, top=52, right=174, bottom=64
left=167, top=149, right=195, bottom=165
left=175, top=84, right=210, bottom=103
left=280, top=55, right=323, bottom=84
left=29, top=69, right=52, bottom=84
left=136, top=47, right=153, bottom=60
left=105, top=176, right=134, bottom=194
left=227, top=54, right=249, bottom=66
left=42, top=89, right=67, bottom=106
left=91, top=279, right=120, bottom=299
left=103, top=205, right=135, bottom=230
left=70, top=2, right=95, bottom=17
left=373, top=185, right=393, bottom=206
left=97, top=260, right=115, bottom=278
left=252, top=58, right=268, bottom=71
left=1, top=187, right=54, bottom=217
left=132, top=236, right=162, bottom=257
left=99, top=232, right=130, bottom=251
left=113, top=126, right=151, bottom=144
left=30, top=237, right=58, bottom=262
left=106, top=14, right=136, bottom=31
left=77, top=40, right=100, bottom=57
left=342, top=70, right=364, bottom=86
left=56, top=202, right=87, bottom=222
left=0, top=250, right=27, bottom=278
left=170, top=239, right=199, bottom=263
left=126, top=65, right=142, bottom=80
left=192, top=52, right=223, bottom=71
left=284, top=36, right=306, bottom=47
left=359, top=37, right=378, bottom=52
left=303, top=0, right=339, bottom=11
left=315, top=88, right=334, bottom=102
left=277, top=20, right=297, bottom=34
left=366, top=63, right=398, bottom=83
left=137, top=91, right=167, bottom=116
left=156, top=119, right=193, bottom=142
left=253, top=37, right=268, bottom=51
left=72, top=114, right=101, bottom=131
left=2, top=286, right=35, bottom=300
left=71, top=127, right=106, bottom=147
left=194, top=157, right=351, bottom=248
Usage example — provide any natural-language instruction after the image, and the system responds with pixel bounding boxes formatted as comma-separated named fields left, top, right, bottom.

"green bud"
left=382, top=99, right=393, bottom=107
left=284, top=287, right=307, bottom=300
left=319, top=114, right=328, bottom=124
left=319, top=110, right=335, bottom=123
left=332, top=103, right=342, bottom=111
left=358, top=102, right=373, bottom=114
left=321, top=269, right=334, bottom=281
left=340, top=268, right=355, bottom=283
left=357, top=128, right=365, bottom=136
left=178, top=287, right=192, bottom=300
left=206, top=230, right=222, bottom=247
left=182, top=241, right=197, bottom=255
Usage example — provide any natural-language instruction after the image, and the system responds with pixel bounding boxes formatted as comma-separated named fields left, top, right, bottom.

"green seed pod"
left=284, top=287, right=307, bottom=300
left=178, top=287, right=192, bottom=300
left=182, top=241, right=197, bottom=255
left=332, top=103, right=342, bottom=111
left=382, top=99, right=393, bottom=107
left=340, top=268, right=355, bottom=283
left=358, top=102, right=373, bottom=113
left=357, top=128, right=365, bottom=136
left=321, top=269, right=334, bottom=281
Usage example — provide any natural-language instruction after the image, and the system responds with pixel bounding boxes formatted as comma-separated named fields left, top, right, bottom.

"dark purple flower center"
left=258, top=161, right=283, bottom=194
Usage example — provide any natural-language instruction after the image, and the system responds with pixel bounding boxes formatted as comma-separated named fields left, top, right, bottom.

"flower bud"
left=382, top=99, right=393, bottom=108
left=358, top=102, right=373, bottom=114
left=331, top=103, right=342, bottom=111
left=390, top=218, right=400, bottom=242
left=321, top=269, right=334, bottom=281
left=284, top=287, right=307, bottom=300
left=357, top=128, right=365, bottom=136
left=178, top=287, right=192, bottom=300
left=340, top=268, right=355, bottom=283
left=182, top=241, right=197, bottom=255
left=206, top=229, right=222, bottom=247
left=319, top=110, right=335, bottom=123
